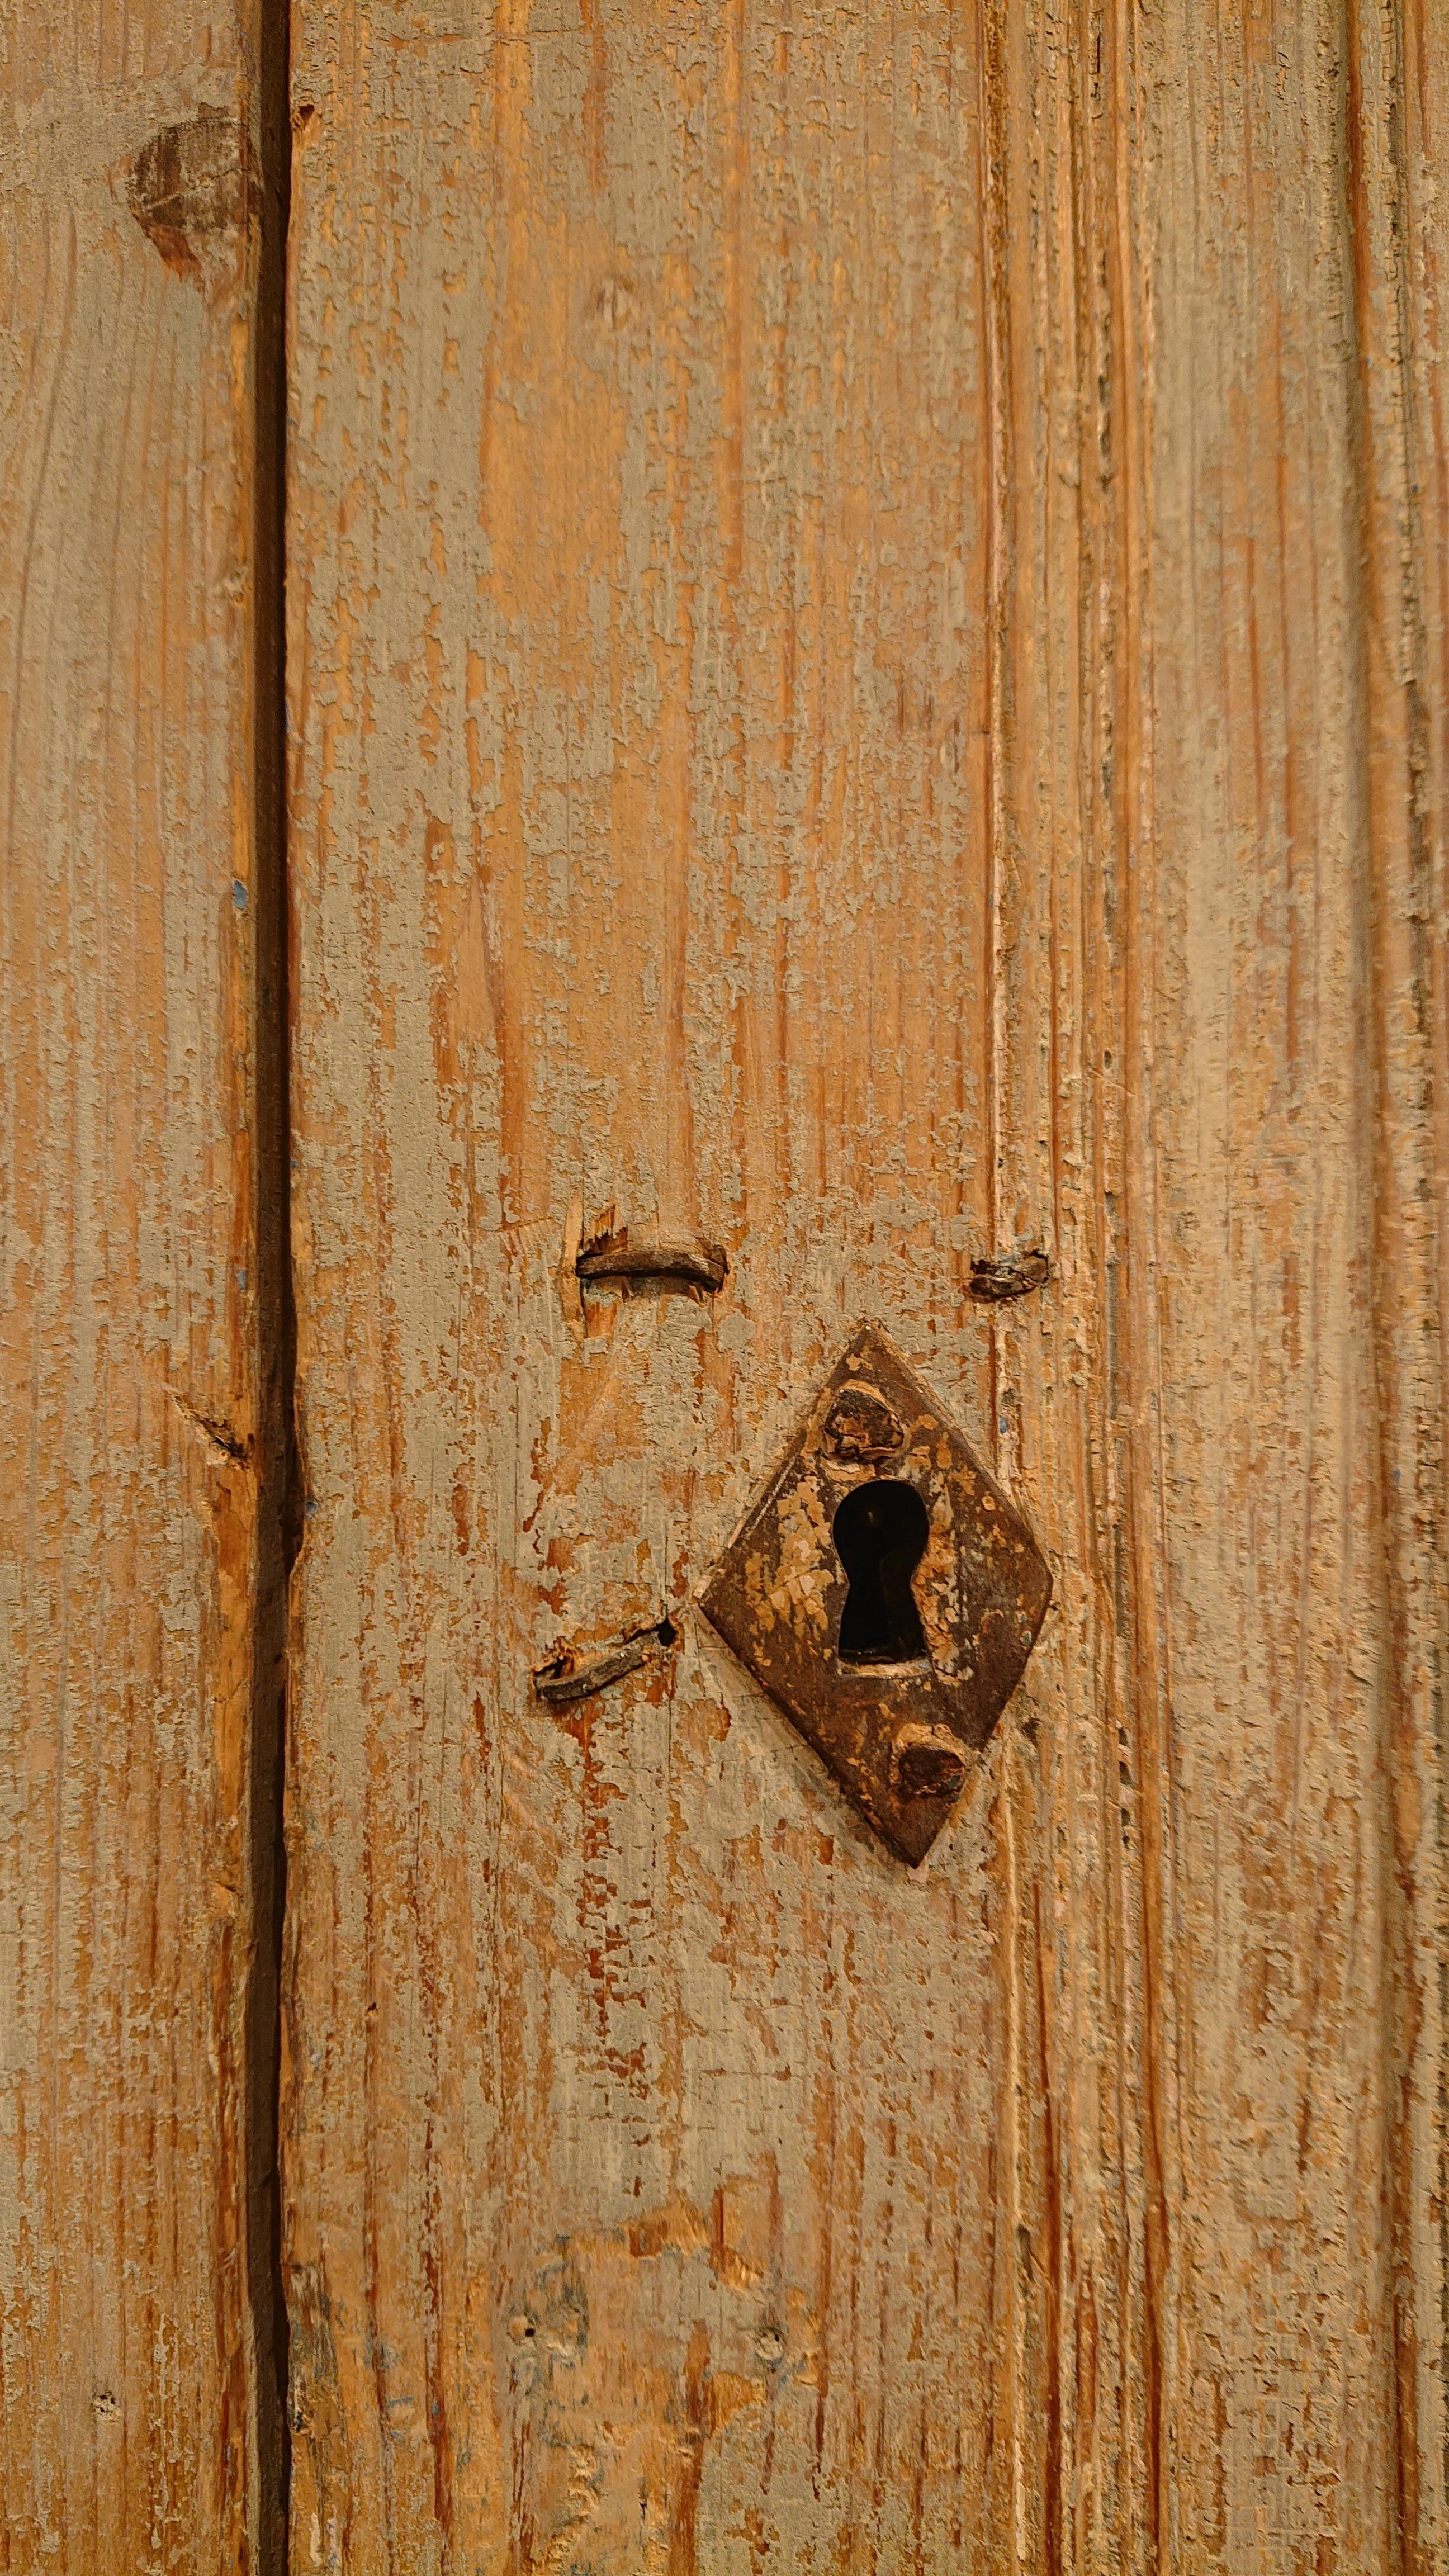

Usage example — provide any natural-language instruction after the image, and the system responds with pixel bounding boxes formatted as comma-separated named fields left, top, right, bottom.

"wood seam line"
left=247, top=2, right=299, bottom=2565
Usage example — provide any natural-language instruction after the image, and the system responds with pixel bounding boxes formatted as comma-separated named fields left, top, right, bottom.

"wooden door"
left=283, top=5, right=1448, bottom=2569
left=10, top=2, right=1447, bottom=2572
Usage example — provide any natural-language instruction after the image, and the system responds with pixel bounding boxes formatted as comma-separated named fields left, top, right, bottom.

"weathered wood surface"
left=0, top=4, right=282, bottom=2566
left=285, top=4, right=1448, bottom=2569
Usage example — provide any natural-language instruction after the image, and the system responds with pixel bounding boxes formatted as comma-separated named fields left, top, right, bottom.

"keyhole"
left=832, top=1479, right=930, bottom=1665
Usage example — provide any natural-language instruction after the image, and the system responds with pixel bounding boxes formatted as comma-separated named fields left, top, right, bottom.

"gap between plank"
left=248, top=4, right=298, bottom=2565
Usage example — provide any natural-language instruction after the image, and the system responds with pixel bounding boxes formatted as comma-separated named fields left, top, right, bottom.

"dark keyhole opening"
left=833, top=1479, right=930, bottom=1665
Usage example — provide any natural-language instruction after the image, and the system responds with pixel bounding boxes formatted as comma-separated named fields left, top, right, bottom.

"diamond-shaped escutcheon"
left=698, top=1323, right=1052, bottom=1865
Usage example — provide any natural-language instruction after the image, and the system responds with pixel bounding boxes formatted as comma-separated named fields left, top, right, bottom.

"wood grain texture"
left=284, top=4, right=1447, bottom=2568
left=0, top=4, right=282, bottom=2566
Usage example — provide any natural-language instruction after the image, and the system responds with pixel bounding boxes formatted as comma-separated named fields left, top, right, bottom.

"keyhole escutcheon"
left=832, top=1478, right=929, bottom=1665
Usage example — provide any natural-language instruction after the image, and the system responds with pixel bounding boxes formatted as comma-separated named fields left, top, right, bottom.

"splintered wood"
left=0, top=4, right=277, bottom=2568
left=285, top=6, right=1447, bottom=2571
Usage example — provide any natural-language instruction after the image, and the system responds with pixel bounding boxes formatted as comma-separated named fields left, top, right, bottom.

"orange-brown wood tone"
left=284, top=4, right=1448, bottom=2569
left=0, top=4, right=285, bottom=2566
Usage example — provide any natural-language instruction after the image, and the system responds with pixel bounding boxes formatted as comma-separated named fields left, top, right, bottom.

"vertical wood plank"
left=285, top=5, right=1446, bottom=2568
left=0, top=3, right=283, bottom=2565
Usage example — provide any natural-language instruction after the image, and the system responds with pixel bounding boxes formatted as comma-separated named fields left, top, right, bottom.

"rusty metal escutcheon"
left=698, top=1322, right=1052, bottom=1866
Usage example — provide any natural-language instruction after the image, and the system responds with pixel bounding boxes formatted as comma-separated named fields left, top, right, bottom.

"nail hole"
left=832, top=1480, right=929, bottom=1666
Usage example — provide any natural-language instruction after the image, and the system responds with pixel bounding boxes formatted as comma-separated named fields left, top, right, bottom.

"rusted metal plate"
left=698, top=1323, right=1052, bottom=1865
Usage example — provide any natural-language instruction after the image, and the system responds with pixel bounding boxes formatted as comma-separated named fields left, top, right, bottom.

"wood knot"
left=127, top=106, right=252, bottom=287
